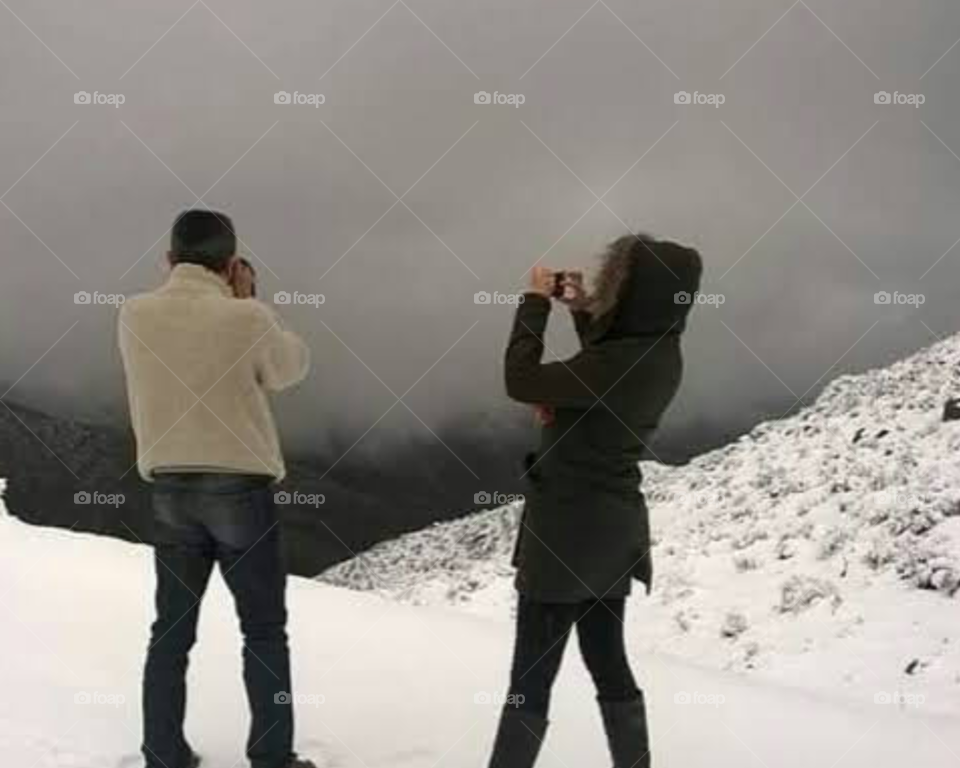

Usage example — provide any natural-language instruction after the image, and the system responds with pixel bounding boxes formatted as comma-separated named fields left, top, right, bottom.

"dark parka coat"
left=505, top=241, right=702, bottom=602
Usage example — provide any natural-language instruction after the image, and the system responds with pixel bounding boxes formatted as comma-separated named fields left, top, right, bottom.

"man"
left=118, top=210, right=315, bottom=768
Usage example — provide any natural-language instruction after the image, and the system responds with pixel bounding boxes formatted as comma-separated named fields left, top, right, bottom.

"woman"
left=488, top=234, right=702, bottom=768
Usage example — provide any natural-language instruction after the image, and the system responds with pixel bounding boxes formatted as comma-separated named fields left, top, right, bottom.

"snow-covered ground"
left=2, top=486, right=960, bottom=767
left=321, top=332, right=960, bottom=718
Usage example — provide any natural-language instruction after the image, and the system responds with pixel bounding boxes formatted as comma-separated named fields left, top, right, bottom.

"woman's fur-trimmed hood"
left=586, top=235, right=702, bottom=342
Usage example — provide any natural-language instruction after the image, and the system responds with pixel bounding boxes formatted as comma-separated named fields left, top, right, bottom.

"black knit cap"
left=170, top=210, right=237, bottom=269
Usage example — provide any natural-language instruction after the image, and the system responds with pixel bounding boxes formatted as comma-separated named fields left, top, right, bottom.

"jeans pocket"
left=152, top=489, right=190, bottom=527
left=204, top=487, right=278, bottom=551
left=151, top=489, right=208, bottom=548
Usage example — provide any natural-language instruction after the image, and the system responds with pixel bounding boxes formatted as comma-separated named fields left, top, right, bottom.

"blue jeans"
left=143, top=473, right=293, bottom=768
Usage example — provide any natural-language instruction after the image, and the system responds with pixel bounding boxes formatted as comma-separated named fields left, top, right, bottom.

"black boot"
left=250, top=752, right=316, bottom=768
left=281, top=756, right=318, bottom=768
left=487, top=706, right=548, bottom=768
left=599, top=693, right=651, bottom=768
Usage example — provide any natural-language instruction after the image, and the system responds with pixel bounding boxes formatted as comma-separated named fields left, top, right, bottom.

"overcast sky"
left=2, top=0, right=960, bottom=458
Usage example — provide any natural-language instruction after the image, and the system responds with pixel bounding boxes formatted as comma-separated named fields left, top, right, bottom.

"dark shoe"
left=599, top=694, right=651, bottom=768
left=487, top=706, right=548, bottom=768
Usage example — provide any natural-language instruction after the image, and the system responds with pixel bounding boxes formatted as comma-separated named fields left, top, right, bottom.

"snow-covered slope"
left=1, top=492, right=959, bottom=768
left=320, top=332, right=960, bottom=715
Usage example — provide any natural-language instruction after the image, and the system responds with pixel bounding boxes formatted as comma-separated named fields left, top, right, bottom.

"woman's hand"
left=527, top=266, right=555, bottom=298
left=532, top=403, right=556, bottom=427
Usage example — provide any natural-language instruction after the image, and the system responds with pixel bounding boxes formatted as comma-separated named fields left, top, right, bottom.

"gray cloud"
left=2, top=0, right=960, bottom=458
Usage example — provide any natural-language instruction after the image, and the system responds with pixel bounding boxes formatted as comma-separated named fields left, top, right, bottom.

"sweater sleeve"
left=250, top=303, right=310, bottom=392
left=504, top=294, right=614, bottom=409
left=116, top=303, right=142, bottom=436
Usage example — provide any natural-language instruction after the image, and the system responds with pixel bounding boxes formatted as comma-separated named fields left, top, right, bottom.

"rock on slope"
left=320, top=332, right=960, bottom=712
left=0, top=398, right=522, bottom=577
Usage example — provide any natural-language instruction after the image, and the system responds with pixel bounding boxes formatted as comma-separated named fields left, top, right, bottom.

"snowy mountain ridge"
left=320, top=331, right=960, bottom=712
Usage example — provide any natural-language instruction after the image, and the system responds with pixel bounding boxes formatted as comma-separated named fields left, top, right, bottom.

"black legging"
left=506, top=597, right=639, bottom=717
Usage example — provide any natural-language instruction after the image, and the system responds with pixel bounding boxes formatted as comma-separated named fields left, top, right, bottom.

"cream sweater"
left=118, top=264, right=310, bottom=481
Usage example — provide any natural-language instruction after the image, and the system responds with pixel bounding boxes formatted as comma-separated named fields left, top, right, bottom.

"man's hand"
left=528, top=266, right=555, bottom=298
left=228, top=258, right=257, bottom=299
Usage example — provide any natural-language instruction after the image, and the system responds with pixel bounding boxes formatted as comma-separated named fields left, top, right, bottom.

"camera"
left=551, top=270, right=567, bottom=299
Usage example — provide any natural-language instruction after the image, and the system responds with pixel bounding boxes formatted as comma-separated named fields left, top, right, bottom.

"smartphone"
left=551, top=270, right=567, bottom=299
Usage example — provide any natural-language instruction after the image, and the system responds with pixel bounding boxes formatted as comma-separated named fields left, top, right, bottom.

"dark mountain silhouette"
left=0, top=398, right=530, bottom=576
